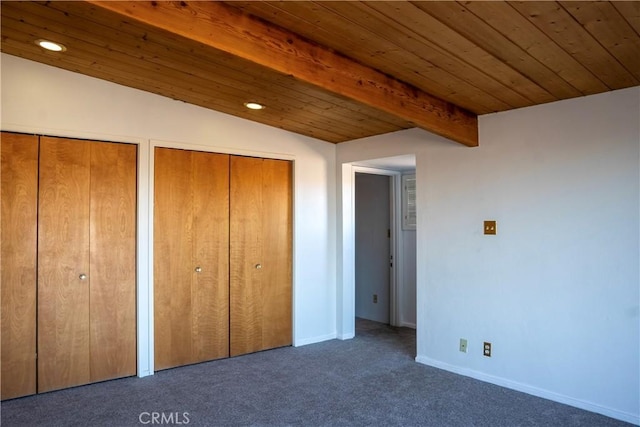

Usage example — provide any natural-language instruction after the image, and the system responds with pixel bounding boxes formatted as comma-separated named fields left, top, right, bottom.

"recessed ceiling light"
left=244, top=102, right=265, bottom=110
left=36, top=39, right=66, bottom=52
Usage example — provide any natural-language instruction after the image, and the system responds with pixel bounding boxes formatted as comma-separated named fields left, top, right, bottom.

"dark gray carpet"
left=1, top=318, right=631, bottom=426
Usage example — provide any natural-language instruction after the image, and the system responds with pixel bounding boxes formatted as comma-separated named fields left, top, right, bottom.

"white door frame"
left=348, top=165, right=403, bottom=328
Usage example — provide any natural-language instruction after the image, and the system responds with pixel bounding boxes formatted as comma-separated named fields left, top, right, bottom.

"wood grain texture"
left=154, top=148, right=194, bottom=370
left=510, top=1, right=638, bottom=90
left=2, top=1, right=637, bottom=145
left=87, top=0, right=479, bottom=147
left=230, top=156, right=263, bottom=356
left=154, top=148, right=230, bottom=369
left=461, top=1, right=608, bottom=96
left=244, top=0, right=506, bottom=113
left=561, top=1, right=640, bottom=81
left=37, top=136, right=91, bottom=393
left=414, top=1, right=578, bottom=101
left=0, top=7, right=389, bottom=143
left=230, top=156, right=292, bottom=356
left=1, top=132, right=38, bottom=400
left=13, top=0, right=407, bottom=138
left=355, top=1, right=534, bottom=110
left=191, top=151, right=230, bottom=362
left=612, top=1, right=640, bottom=36
left=260, top=159, right=293, bottom=350
left=0, top=1, right=409, bottom=144
left=89, top=141, right=137, bottom=382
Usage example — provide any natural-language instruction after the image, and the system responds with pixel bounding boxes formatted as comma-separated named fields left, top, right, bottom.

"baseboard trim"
left=293, top=332, right=337, bottom=347
left=415, top=356, right=639, bottom=425
left=399, top=321, right=416, bottom=329
left=337, top=332, right=355, bottom=340
left=137, top=370, right=153, bottom=378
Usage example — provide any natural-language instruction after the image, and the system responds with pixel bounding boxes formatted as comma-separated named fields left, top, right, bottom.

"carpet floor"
left=1, top=318, right=631, bottom=426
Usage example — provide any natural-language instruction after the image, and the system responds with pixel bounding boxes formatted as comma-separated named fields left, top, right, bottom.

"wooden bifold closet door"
left=153, top=149, right=292, bottom=369
left=1, top=133, right=39, bottom=399
left=1, top=132, right=137, bottom=398
left=230, top=156, right=293, bottom=357
left=37, top=136, right=137, bottom=392
left=154, top=148, right=230, bottom=370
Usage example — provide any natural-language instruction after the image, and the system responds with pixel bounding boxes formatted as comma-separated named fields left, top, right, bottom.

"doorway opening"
left=355, top=172, right=392, bottom=324
left=342, top=155, right=416, bottom=355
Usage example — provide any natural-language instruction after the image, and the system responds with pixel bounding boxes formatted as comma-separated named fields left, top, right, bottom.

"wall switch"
left=373, top=294, right=378, bottom=304
left=459, top=338, right=467, bottom=353
left=484, top=220, right=497, bottom=235
left=483, top=342, right=492, bottom=357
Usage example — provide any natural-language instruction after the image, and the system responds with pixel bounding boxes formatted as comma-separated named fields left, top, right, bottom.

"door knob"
left=255, top=264, right=262, bottom=270
left=195, top=267, right=202, bottom=273
left=79, top=273, right=87, bottom=280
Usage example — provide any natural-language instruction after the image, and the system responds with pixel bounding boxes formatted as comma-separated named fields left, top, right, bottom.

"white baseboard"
left=415, top=356, right=639, bottom=425
left=399, top=321, right=416, bottom=329
left=137, top=370, right=153, bottom=378
left=337, top=332, right=355, bottom=340
left=293, top=332, right=337, bottom=347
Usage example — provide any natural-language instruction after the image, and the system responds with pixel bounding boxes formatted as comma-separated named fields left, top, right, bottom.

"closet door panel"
left=89, top=141, right=137, bottom=382
left=38, top=137, right=91, bottom=392
left=230, top=156, right=264, bottom=356
left=1, top=133, right=38, bottom=399
left=230, top=156, right=292, bottom=356
left=192, top=151, right=230, bottom=362
left=261, top=159, right=293, bottom=349
left=154, top=148, right=194, bottom=370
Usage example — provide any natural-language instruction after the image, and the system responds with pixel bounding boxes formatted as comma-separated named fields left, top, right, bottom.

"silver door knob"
left=255, top=264, right=262, bottom=269
left=195, top=267, right=202, bottom=273
left=79, top=274, right=87, bottom=280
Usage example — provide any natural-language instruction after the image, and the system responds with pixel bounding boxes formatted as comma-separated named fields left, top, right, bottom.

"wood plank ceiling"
left=1, top=1, right=638, bottom=146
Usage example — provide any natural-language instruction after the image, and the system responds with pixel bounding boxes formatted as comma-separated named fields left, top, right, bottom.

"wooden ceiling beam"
left=86, top=0, right=478, bottom=147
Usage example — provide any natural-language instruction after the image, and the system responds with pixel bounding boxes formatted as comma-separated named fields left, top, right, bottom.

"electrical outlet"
left=459, top=338, right=467, bottom=353
left=373, top=294, right=378, bottom=304
left=483, top=342, right=492, bottom=357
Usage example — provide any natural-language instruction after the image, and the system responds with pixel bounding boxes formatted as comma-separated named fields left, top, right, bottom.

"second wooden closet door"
left=154, top=148, right=230, bottom=370
left=230, top=156, right=292, bottom=356
left=154, top=149, right=292, bottom=369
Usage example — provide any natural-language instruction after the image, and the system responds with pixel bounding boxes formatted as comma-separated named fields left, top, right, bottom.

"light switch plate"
left=484, top=220, right=497, bottom=235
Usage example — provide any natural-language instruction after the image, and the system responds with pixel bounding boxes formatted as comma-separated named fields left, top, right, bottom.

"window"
left=402, top=174, right=416, bottom=230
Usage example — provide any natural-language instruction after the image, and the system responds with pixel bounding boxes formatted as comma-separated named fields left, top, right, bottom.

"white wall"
left=338, top=87, right=640, bottom=424
left=1, top=54, right=338, bottom=374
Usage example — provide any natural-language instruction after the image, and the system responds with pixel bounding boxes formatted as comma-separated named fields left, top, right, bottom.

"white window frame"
left=402, top=174, right=416, bottom=230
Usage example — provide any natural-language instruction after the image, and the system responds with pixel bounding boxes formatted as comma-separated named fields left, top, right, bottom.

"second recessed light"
left=244, top=102, right=265, bottom=110
left=36, top=39, right=66, bottom=52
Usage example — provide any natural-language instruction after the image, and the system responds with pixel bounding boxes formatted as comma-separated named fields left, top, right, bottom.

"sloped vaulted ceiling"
left=2, top=1, right=638, bottom=146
